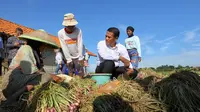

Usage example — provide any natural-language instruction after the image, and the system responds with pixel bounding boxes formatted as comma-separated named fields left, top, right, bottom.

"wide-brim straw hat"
left=18, top=29, right=59, bottom=48
left=62, top=13, right=78, bottom=26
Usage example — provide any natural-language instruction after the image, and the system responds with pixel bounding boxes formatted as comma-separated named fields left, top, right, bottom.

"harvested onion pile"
left=78, top=80, right=166, bottom=112
left=26, top=81, right=80, bottom=112
left=26, top=77, right=97, bottom=112
left=114, top=81, right=166, bottom=112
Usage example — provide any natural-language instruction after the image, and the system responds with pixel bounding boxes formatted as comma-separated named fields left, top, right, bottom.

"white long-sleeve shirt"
left=97, top=40, right=132, bottom=68
left=125, top=35, right=142, bottom=57
left=58, top=27, right=84, bottom=63
left=55, top=52, right=63, bottom=64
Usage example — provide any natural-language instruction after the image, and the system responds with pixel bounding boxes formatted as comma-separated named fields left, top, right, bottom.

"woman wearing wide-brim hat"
left=0, top=30, right=63, bottom=110
left=17, top=29, right=60, bottom=71
left=58, top=13, right=84, bottom=78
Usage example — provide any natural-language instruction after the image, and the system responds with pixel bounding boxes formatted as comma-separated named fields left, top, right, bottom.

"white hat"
left=62, top=13, right=78, bottom=26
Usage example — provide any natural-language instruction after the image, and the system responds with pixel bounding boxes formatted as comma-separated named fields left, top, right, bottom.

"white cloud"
left=153, top=32, right=182, bottom=52
left=184, top=28, right=200, bottom=42
left=185, top=31, right=196, bottom=41
left=192, top=43, right=200, bottom=47
left=141, top=50, right=200, bottom=68
left=153, top=27, right=200, bottom=44
left=193, top=40, right=200, bottom=42
left=141, top=35, right=155, bottom=45
left=142, top=45, right=155, bottom=55
left=154, top=27, right=200, bottom=52
left=192, top=47, right=200, bottom=50
left=155, top=31, right=185, bottom=44
left=160, top=46, right=168, bottom=52
left=165, top=42, right=173, bottom=45
left=139, top=35, right=156, bottom=55
left=155, top=36, right=176, bottom=43
left=160, top=42, right=173, bottom=52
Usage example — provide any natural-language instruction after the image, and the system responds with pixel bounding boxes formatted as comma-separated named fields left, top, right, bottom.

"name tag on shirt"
left=65, top=38, right=77, bottom=44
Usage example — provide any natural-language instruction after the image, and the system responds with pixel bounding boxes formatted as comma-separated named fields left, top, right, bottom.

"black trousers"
left=8, top=59, right=12, bottom=67
left=95, top=60, right=138, bottom=79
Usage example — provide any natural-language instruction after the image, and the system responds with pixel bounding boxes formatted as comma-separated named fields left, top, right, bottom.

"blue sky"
left=1, top=0, right=200, bottom=70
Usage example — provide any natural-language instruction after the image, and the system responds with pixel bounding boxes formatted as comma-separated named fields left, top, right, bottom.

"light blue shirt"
left=125, top=35, right=142, bottom=57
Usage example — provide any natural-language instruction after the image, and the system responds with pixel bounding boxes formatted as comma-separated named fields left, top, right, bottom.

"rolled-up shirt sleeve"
left=119, top=45, right=132, bottom=68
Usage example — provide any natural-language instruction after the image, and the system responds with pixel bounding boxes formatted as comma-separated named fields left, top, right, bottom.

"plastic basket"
left=90, top=73, right=112, bottom=85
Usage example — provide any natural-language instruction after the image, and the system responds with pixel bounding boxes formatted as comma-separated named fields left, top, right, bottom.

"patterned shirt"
left=6, top=36, right=24, bottom=60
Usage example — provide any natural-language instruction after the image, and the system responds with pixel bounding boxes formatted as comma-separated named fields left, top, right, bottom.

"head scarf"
left=126, top=26, right=134, bottom=32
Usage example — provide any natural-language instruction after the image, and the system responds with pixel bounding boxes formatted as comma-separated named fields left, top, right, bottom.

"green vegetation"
left=141, top=65, right=200, bottom=76
left=147, top=65, right=199, bottom=72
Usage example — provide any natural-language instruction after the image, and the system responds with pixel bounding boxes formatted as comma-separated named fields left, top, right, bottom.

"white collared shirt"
left=97, top=40, right=132, bottom=68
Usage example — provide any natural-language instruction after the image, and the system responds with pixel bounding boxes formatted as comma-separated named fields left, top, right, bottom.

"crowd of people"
left=0, top=13, right=142, bottom=108
left=0, top=13, right=142, bottom=80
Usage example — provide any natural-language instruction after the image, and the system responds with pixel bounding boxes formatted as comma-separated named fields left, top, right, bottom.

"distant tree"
left=169, top=65, right=175, bottom=70
left=155, top=65, right=176, bottom=71
left=185, top=66, right=190, bottom=68
left=150, top=67, right=156, bottom=71
left=176, top=65, right=183, bottom=69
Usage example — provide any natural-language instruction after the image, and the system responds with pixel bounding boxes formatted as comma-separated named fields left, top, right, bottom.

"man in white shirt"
left=95, top=27, right=138, bottom=79
left=58, top=13, right=84, bottom=77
